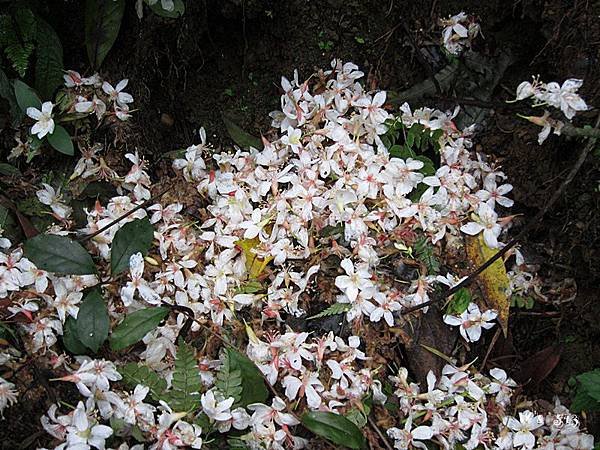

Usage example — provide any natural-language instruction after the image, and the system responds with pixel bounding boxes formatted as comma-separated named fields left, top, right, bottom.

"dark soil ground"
left=1, top=0, right=600, bottom=447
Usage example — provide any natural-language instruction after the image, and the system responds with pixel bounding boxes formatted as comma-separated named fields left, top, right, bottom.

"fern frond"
left=215, top=350, right=243, bottom=403
left=414, top=237, right=440, bottom=274
left=308, top=302, right=351, bottom=320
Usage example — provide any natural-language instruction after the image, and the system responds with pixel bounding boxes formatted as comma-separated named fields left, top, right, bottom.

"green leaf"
left=85, top=0, right=126, bottom=69
left=0, top=163, right=21, bottom=176
left=225, top=348, right=268, bottom=407
left=23, top=234, right=96, bottom=275
left=111, top=217, right=154, bottom=275
left=414, top=155, right=436, bottom=177
left=110, top=307, right=170, bottom=351
left=577, top=369, right=600, bottom=402
left=34, top=17, right=64, bottom=99
left=63, top=317, right=89, bottom=355
left=47, top=125, right=74, bottom=155
left=149, top=0, right=185, bottom=18
left=222, top=113, right=263, bottom=150
left=571, top=389, right=600, bottom=413
left=119, top=362, right=167, bottom=401
left=308, top=302, right=351, bottom=320
left=0, top=9, right=37, bottom=78
left=413, top=236, right=440, bottom=274
left=0, top=68, right=23, bottom=126
left=215, top=350, right=243, bottom=404
left=166, top=341, right=202, bottom=411
left=446, top=288, right=471, bottom=315
left=13, top=79, right=41, bottom=112
left=301, top=411, right=365, bottom=449
left=76, top=289, right=109, bottom=352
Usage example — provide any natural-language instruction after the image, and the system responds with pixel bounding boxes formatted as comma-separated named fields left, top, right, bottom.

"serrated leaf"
left=223, top=113, right=263, bottom=150
left=446, top=288, right=471, bottom=315
left=111, top=217, right=154, bottom=275
left=301, top=411, right=365, bottom=449
left=63, top=316, right=89, bottom=355
left=47, top=125, right=74, bottom=156
left=76, top=289, right=109, bottom=352
left=308, top=302, right=351, bottom=320
left=149, top=0, right=185, bottom=18
left=23, top=234, right=96, bottom=275
left=216, top=350, right=243, bottom=404
left=119, top=362, right=167, bottom=401
left=168, top=341, right=202, bottom=411
left=85, top=0, right=125, bottom=69
left=110, top=307, right=169, bottom=351
left=34, top=17, right=64, bottom=99
left=413, top=236, right=440, bottom=274
left=225, top=348, right=268, bottom=407
left=13, top=79, right=41, bottom=112
left=465, top=234, right=510, bottom=335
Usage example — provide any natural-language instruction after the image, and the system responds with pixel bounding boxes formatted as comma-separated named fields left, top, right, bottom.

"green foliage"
left=13, top=79, right=41, bottom=112
left=301, top=411, right=365, bottom=449
left=111, top=217, right=154, bottom=275
left=76, top=289, right=109, bottom=352
left=345, top=400, right=371, bottom=429
left=85, top=0, right=126, bottom=69
left=119, top=362, right=168, bottom=401
left=217, top=348, right=269, bottom=407
left=34, top=17, right=64, bottom=99
left=63, top=316, right=89, bottom=354
left=445, top=288, right=471, bottom=315
left=413, top=236, right=440, bottom=274
left=0, top=68, right=23, bottom=126
left=0, top=8, right=37, bottom=78
left=164, top=341, right=203, bottom=411
left=382, top=120, right=443, bottom=155
left=0, top=8, right=63, bottom=98
left=308, top=302, right=351, bottom=320
left=222, top=113, right=263, bottom=150
left=110, top=307, right=170, bottom=351
left=510, top=295, right=535, bottom=309
left=571, top=369, right=600, bottom=413
left=47, top=125, right=74, bottom=155
left=119, top=342, right=202, bottom=413
left=215, top=349, right=244, bottom=404
left=23, top=234, right=97, bottom=275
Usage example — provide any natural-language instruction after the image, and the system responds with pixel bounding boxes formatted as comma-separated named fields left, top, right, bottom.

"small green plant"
left=317, top=31, right=334, bottom=51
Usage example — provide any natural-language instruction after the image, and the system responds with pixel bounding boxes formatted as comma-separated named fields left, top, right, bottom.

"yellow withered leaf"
left=465, top=234, right=511, bottom=336
left=236, top=238, right=273, bottom=279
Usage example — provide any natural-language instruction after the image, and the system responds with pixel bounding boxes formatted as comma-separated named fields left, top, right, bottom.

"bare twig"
left=402, top=112, right=600, bottom=316
left=368, top=416, right=394, bottom=450
left=78, top=186, right=172, bottom=242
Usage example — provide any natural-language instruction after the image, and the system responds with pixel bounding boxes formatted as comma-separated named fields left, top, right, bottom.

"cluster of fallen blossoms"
left=0, top=59, right=594, bottom=449
left=439, top=12, right=481, bottom=55
left=515, top=77, right=588, bottom=144
left=10, top=70, right=133, bottom=161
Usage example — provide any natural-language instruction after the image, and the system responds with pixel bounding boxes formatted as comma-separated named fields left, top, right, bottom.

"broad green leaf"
left=465, top=234, right=511, bottom=335
left=111, top=217, right=154, bottom=275
left=119, top=362, right=167, bottom=401
left=13, top=79, right=41, bottom=112
left=85, top=0, right=126, bottom=69
left=110, top=307, right=169, bottom=351
left=446, top=288, right=471, bottom=315
left=23, top=234, right=96, bottom=275
left=226, top=348, right=269, bottom=406
left=223, top=113, right=263, bottom=150
left=149, top=0, right=185, bottom=18
left=76, top=289, right=109, bottom=352
left=0, top=68, right=23, bottom=126
left=577, top=369, right=600, bottom=402
left=301, top=411, right=365, bottom=449
left=47, top=125, right=74, bottom=155
left=63, top=317, right=89, bottom=355
left=34, top=17, right=64, bottom=99
left=414, top=155, right=436, bottom=176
